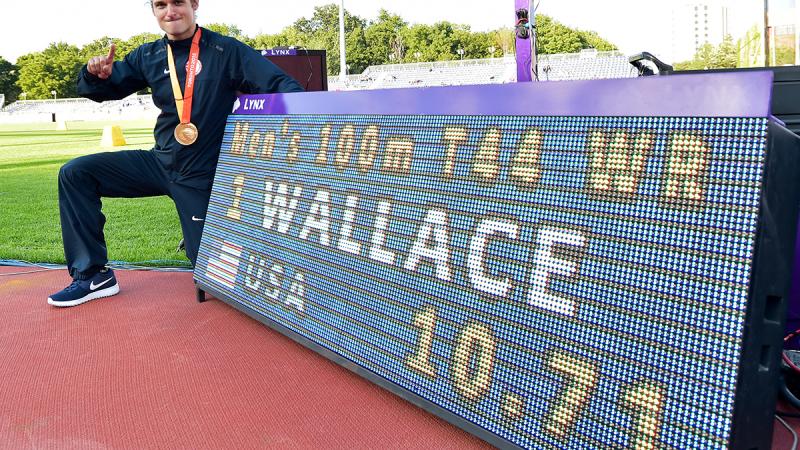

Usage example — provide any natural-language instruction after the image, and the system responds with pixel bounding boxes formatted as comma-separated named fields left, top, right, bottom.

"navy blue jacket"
left=77, top=27, right=303, bottom=189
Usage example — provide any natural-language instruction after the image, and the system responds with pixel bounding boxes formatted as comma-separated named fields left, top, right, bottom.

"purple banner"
left=231, top=71, right=773, bottom=118
left=515, top=0, right=532, bottom=82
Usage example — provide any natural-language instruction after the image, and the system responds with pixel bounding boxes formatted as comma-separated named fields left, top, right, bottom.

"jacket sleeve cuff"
left=80, top=66, right=106, bottom=84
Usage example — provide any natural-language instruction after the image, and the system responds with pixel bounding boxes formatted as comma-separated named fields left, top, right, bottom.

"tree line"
left=673, top=35, right=739, bottom=71
left=0, top=4, right=616, bottom=102
left=674, top=24, right=796, bottom=71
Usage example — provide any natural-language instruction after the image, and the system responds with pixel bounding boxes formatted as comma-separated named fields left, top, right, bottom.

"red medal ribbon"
left=181, top=28, right=202, bottom=126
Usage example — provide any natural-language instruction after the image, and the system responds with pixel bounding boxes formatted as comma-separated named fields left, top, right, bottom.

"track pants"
left=58, top=150, right=210, bottom=280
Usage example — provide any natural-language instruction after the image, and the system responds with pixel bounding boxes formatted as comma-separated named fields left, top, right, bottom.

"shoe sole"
left=47, top=284, right=120, bottom=308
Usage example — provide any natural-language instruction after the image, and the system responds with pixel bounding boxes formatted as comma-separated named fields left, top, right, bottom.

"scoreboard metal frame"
left=194, top=71, right=800, bottom=449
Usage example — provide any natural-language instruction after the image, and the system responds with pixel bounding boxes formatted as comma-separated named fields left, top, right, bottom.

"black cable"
left=784, top=330, right=800, bottom=373
left=780, top=330, right=800, bottom=414
left=781, top=373, right=800, bottom=412
left=296, top=46, right=314, bottom=91
left=777, top=409, right=800, bottom=418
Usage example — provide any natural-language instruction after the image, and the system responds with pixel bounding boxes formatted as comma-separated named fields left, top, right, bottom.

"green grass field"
left=0, top=120, right=190, bottom=267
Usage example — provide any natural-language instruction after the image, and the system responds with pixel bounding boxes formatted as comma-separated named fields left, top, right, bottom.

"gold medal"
left=174, top=122, right=199, bottom=145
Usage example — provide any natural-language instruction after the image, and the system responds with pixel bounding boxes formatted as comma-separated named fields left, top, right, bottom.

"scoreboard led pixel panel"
left=195, top=73, right=799, bottom=449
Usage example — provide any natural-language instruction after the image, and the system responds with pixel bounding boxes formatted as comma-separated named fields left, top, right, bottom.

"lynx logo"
left=205, top=241, right=242, bottom=288
left=243, top=98, right=266, bottom=111
left=261, top=49, right=298, bottom=56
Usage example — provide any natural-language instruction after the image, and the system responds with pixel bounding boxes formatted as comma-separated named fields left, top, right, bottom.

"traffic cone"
left=100, top=125, right=127, bottom=147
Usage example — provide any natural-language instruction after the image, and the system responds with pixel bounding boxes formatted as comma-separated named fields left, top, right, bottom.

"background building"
left=671, top=0, right=730, bottom=62
left=768, top=0, right=798, bottom=65
left=672, top=0, right=799, bottom=67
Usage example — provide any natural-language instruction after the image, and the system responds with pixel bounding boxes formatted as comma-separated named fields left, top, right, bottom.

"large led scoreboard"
left=194, top=71, right=800, bottom=449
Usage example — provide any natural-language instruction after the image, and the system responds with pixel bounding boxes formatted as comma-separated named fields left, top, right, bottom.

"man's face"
left=152, top=0, right=198, bottom=40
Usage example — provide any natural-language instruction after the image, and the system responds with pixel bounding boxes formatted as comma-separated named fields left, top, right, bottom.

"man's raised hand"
left=87, top=44, right=116, bottom=80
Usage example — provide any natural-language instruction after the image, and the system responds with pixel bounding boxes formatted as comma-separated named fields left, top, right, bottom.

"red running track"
left=3, top=266, right=800, bottom=449
left=0, top=266, right=490, bottom=449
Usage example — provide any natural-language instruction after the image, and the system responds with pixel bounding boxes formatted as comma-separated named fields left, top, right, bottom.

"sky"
left=0, top=0, right=763, bottom=64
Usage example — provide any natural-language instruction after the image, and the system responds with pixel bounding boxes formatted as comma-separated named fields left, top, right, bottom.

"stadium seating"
left=537, top=49, right=638, bottom=81
left=328, top=50, right=636, bottom=91
left=0, top=95, right=159, bottom=123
